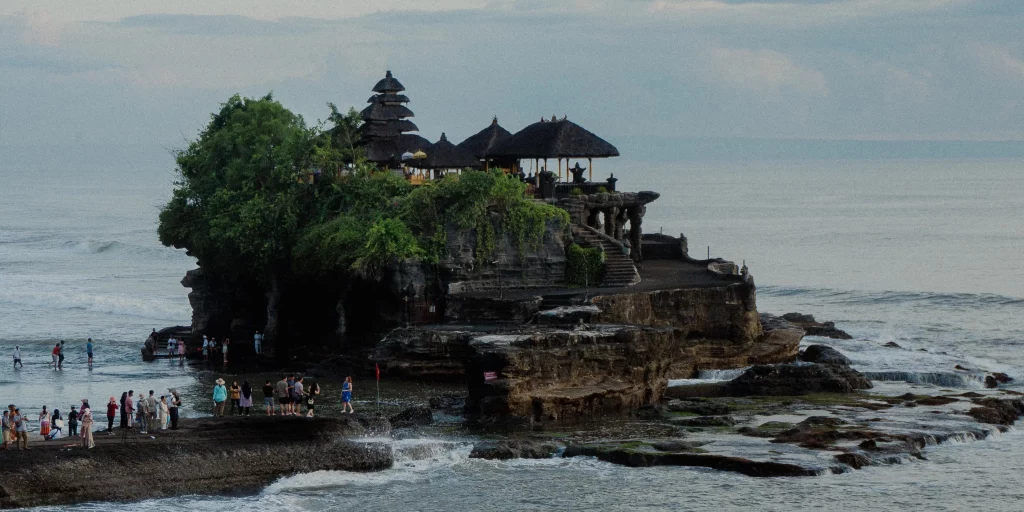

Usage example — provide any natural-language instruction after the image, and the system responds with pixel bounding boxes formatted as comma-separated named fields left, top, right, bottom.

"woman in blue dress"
left=341, top=376, right=354, bottom=414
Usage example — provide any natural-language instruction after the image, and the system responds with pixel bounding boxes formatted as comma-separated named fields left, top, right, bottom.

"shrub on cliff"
left=567, top=244, right=604, bottom=286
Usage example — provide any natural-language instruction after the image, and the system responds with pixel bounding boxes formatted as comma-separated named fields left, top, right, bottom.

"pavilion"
left=489, top=116, right=620, bottom=183
left=456, top=117, right=515, bottom=170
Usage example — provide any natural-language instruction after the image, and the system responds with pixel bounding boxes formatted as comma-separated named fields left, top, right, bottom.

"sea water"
left=3, top=158, right=1024, bottom=510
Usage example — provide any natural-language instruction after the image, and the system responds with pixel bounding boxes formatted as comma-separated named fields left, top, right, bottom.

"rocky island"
left=96, top=70, right=1024, bottom=506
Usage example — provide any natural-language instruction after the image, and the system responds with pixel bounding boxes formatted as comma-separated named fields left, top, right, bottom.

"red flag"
left=375, top=363, right=380, bottom=381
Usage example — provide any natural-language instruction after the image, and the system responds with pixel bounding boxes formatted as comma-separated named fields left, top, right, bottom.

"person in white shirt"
left=12, top=346, right=22, bottom=369
left=167, top=336, right=176, bottom=355
left=202, top=336, right=210, bottom=362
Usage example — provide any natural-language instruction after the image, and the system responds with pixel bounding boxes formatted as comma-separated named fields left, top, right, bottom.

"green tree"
left=158, top=93, right=317, bottom=350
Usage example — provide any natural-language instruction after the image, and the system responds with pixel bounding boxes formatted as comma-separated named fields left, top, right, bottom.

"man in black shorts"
left=274, top=376, right=289, bottom=415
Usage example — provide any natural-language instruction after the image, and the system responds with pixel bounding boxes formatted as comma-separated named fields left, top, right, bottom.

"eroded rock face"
left=464, top=323, right=799, bottom=424
left=724, top=363, right=873, bottom=397
left=591, top=283, right=762, bottom=343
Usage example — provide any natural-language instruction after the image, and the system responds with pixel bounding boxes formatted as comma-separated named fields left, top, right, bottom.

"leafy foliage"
left=160, top=94, right=571, bottom=284
left=566, top=244, right=604, bottom=286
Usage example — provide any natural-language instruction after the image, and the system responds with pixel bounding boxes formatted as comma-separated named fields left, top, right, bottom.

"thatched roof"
left=359, top=120, right=419, bottom=138
left=360, top=103, right=414, bottom=121
left=372, top=70, right=405, bottom=93
left=364, top=134, right=433, bottom=164
left=457, top=117, right=513, bottom=159
left=417, top=133, right=482, bottom=169
left=490, top=118, right=619, bottom=159
left=367, top=93, right=410, bottom=104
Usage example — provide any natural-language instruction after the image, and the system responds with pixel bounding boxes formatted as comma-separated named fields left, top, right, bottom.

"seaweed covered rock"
left=725, top=363, right=872, bottom=397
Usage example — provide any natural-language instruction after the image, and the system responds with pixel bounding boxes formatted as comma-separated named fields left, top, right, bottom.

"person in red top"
left=50, top=344, right=60, bottom=371
left=105, top=397, right=118, bottom=434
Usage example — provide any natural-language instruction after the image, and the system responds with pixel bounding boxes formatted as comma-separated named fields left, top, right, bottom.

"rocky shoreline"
left=0, top=416, right=393, bottom=509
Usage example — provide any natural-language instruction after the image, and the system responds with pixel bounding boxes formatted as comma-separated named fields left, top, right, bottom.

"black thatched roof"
left=364, top=133, right=433, bottom=164
left=359, top=120, right=419, bottom=138
left=367, top=93, right=410, bottom=104
left=490, top=119, right=619, bottom=159
left=457, top=117, right=513, bottom=159
left=372, top=70, right=405, bottom=93
left=360, top=103, right=414, bottom=121
left=418, top=133, right=482, bottom=169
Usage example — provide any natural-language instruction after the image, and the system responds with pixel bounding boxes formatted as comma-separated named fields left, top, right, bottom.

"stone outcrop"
left=778, top=312, right=853, bottom=340
left=464, top=322, right=799, bottom=424
left=591, top=282, right=762, bottom=343
left=0, top=416, right=392, bottom=509
left=799, top=344, right=852, bottom=366
left=724, top=363, right=873, bottom=396
left=470, top=440, right=560, bottom=460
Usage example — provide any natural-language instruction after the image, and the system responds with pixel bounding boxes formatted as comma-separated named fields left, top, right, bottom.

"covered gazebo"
left=412, top=133, right=482, bottom=179
left=489, top=117, right=620, bottom=183
left=457, top=117, right=514, bottom=170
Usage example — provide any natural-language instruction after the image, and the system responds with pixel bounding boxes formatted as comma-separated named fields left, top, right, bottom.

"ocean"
left=2, top=157, right=1023, bottom=510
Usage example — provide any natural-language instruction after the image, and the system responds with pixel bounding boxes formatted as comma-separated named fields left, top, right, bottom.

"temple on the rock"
left=354, top=71, right=622, bottom=200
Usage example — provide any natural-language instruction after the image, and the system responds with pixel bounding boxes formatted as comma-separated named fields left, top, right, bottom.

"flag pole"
left=375, top=363, right=381, bottom=413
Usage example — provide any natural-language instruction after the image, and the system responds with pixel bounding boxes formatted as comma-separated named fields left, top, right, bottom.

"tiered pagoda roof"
left=360, top=70, right=427, bottom=166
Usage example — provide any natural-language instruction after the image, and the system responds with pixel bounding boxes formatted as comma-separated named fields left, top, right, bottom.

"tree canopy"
left=160, top=93, right=569, bottom=284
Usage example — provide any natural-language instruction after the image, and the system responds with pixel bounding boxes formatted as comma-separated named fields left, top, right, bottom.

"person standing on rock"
left=79, top=400, right=94, bottom=449
left=262, top=380, right=274, bottom=415
left=202, top=336, right=210, bottom=362
left=275, top=376, right=289, bottom=416
left=105, top=397, right=118, bottom=434
left=222, top=338, right=230, bottom=366
left=119, top=392, right=128, bottom=430
left=38, top=406, right=51, bottom=439
left=13, top=346, right=22, bottom=369
left=292, top=377, right=305, bottom=417
left=169, top=390, right=181, bottom=429
left=229, top=381, right=241, bottom=415
left=86, top=338, right=94, bottom=365
left=239, top=380, right=253, bottom=416
left=253, top=331, right=262, bottom=355
left=176, top=338, right=185, bottom=364
left=67, top=406, right=78, bottom=437
left=137, top=392, right=150, bottom=434
left=305, top=381, right=320, bottom=418
left=146, top=391, right=158, bottom=433
left=158, top=396, right=169, bottom=429
left=124, top=391, right=134, bottom=430
left=341, top=376, right=354, bottom=414
left=13, top=407, right=28, bottom=450
left=212, top=378, right=227, bottom=417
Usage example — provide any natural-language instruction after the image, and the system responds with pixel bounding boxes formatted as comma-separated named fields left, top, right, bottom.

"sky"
left=1, top=0, right=1023, bottom=165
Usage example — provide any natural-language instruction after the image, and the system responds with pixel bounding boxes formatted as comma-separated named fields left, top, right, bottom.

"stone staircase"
left=572, top=226, right=640, bottom=288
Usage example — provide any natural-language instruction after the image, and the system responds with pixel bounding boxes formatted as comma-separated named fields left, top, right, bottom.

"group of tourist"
left=114, top=389, right=183, bottom=434
left=2, top=400, right=94, bottom=450
left=12, top=339, right=96, bottom=370
left=211, top=375, right=351, bottom=417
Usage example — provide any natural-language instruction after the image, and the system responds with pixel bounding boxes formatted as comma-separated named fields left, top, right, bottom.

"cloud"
left=647, top=0, right=977, bottom=27
left=701, top=47, right=829, bottom=97
left=969, top=42, right=1024, bottom=82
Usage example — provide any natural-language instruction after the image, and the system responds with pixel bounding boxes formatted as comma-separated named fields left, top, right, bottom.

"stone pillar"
left=615, top=208, right=628, bottom=241
left=627, top=205, right=645, bottom=264
left=587, top=208, right=601, bottom=231
left=603, top=208, right=615, bottom=237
